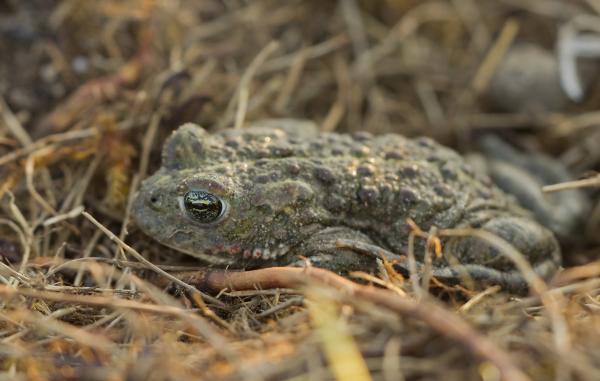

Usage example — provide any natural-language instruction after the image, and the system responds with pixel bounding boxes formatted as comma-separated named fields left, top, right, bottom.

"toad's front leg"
left=287, top=227, right=380, bottom=273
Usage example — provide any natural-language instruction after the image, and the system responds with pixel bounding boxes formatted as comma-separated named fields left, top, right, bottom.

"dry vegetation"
left=1, top=0, right=600, bottom=380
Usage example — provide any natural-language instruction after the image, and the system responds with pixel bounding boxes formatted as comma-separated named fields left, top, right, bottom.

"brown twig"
left=542, top=174, right=600, bottom=192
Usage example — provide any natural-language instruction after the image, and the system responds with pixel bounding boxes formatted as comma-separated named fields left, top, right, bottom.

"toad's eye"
left=181, top=190, right=227, bottom=224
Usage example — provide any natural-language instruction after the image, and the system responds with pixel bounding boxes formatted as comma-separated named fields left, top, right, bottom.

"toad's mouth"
left=159, top=239, right=292, bottom=265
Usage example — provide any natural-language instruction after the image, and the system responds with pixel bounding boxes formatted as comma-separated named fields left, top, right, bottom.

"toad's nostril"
left=147, top=193, right=162, bottom=210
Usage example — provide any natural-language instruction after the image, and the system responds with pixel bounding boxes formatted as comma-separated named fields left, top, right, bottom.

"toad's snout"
left=130, top=181, right=175, bottom=241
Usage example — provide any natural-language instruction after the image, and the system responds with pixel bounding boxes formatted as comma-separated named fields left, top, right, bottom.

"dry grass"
left=1, top=0, right=599, bottom=380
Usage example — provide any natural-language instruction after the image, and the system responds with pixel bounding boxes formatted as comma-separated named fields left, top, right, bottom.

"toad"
left=131, top=119, right=563, bottom=292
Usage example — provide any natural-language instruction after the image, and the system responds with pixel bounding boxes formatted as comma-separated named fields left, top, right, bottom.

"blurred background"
left=3, top=0, right=600, bottom=139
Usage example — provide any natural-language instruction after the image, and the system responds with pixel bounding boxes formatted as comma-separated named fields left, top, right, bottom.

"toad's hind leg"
left=331, top=240, right=533, bottom=294
left=305, top=224, right=559, bottom=294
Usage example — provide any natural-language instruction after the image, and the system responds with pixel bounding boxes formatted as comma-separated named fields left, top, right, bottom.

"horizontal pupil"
left=190, top=202, right=218, bottom=213
left=191, top=200, right=212, bottom=208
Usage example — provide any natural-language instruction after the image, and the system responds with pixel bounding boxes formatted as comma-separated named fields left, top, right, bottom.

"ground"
left=0, top=1, right=599, bottom=380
